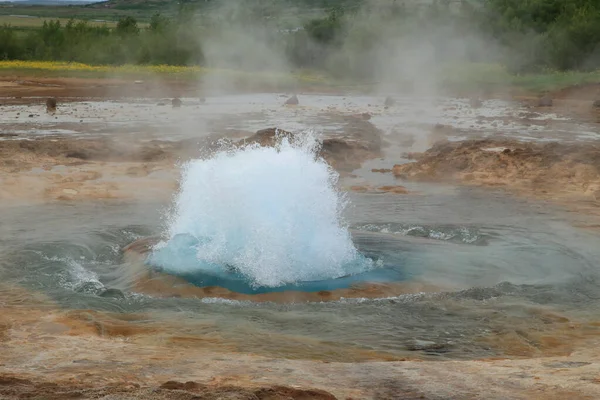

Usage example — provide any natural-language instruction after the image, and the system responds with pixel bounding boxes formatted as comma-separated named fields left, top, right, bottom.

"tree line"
left=0, top=0, right=599, bottom=75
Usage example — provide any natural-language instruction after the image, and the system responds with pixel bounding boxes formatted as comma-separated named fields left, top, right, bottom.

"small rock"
left=538, top=96, right=553, bottom=107
left=157, top=102, right=165, bottom=106
left=593, top=99, right=600, bottom=108
left=28, top=114, right=34, bottom=118
left=384, top=96, right=395, bottom=107
left=284, top=95, right=299, bottom=105
left=406, top=339, right=450, bottom=353
left=75, top=281, right=104, bottom=295
left=199, top=97, right=206, bottom=104
left=46, top=97, right=57, bottom=113
left=172, top=98, right=182, bottom=108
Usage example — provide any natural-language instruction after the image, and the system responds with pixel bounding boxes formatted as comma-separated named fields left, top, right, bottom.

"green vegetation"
left=0, top=0, right=599, bottom=91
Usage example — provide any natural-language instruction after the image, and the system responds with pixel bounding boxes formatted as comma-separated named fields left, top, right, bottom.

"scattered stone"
left=46, top=98, right=57, bottom=113
left=284, top=94, right=299, bottom=105
left=538, top=96, right=553, bottom=107
left=384, top=96, right=395, bottom=107
left=172, top=98, right=182, bottom=108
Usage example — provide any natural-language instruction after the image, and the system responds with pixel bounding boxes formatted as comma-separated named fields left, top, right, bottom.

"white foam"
left=152, top=132, right=372, bottom=287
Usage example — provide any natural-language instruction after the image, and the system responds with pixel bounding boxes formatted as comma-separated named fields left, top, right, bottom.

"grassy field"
left=0, top=61, right=599, bottom=94
left=0, top=61, right=329, bottom=88
left=439, top=63, right=600, bottom=94
left=0, top=4, right=152, bottom=22
left=0, top=15, right=122, bottom=28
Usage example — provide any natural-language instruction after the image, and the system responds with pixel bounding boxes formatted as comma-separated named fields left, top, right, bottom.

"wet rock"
left=46, top=97, right=57, bottom=113
left=284, top=94, right=299, bottom=105
left=172, top=98, right=182, bottom=108
left=75, top=281, right=105, bottom=295
left=384, top=96, right=395, bottom=107
left=99, top=288, right=126, bottom=299
left=538, top=96, right=553, bottom=107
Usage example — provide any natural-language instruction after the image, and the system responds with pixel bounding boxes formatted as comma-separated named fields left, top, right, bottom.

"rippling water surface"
left=2, top=179, right=599, bottom=361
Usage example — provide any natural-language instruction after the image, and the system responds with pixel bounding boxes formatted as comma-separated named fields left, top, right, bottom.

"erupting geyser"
left=147, top=132, right=374, bottom=291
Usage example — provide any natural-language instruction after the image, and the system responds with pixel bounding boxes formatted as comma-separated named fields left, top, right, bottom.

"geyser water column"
left=147, top=132, right=376, bottom=293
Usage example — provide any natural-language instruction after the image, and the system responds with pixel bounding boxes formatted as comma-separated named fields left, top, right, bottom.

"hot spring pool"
left=2, top=127, right=600, bottom=362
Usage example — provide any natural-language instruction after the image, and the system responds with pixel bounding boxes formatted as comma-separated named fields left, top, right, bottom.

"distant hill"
left=87, top=0, right=362, bottom=11
left=1, top=0, right=96, bottom=4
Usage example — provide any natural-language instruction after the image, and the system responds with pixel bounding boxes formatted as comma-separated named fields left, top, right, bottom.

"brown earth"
left=2, top=284, right=600, bottom=400
left=0, top=76, right=343, bottom=103
left=3, top=79, right=600, bottom=399
left=0, top=118, right=381, bottom=204
left=393, top=139, right=600, bottom=209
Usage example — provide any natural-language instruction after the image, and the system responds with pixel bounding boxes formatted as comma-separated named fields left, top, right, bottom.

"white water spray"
left=149, top=133, right=372, bottom=288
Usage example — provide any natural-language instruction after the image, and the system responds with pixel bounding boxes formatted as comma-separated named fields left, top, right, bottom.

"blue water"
left=146, top=232, right=406, bottom=294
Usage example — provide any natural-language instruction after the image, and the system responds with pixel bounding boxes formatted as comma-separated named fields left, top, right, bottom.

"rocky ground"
left=2, top=76, right=600, bottom=399
left=391, top=139, right=600, bottom=222
left=1, top=287, right=600, bottom=399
